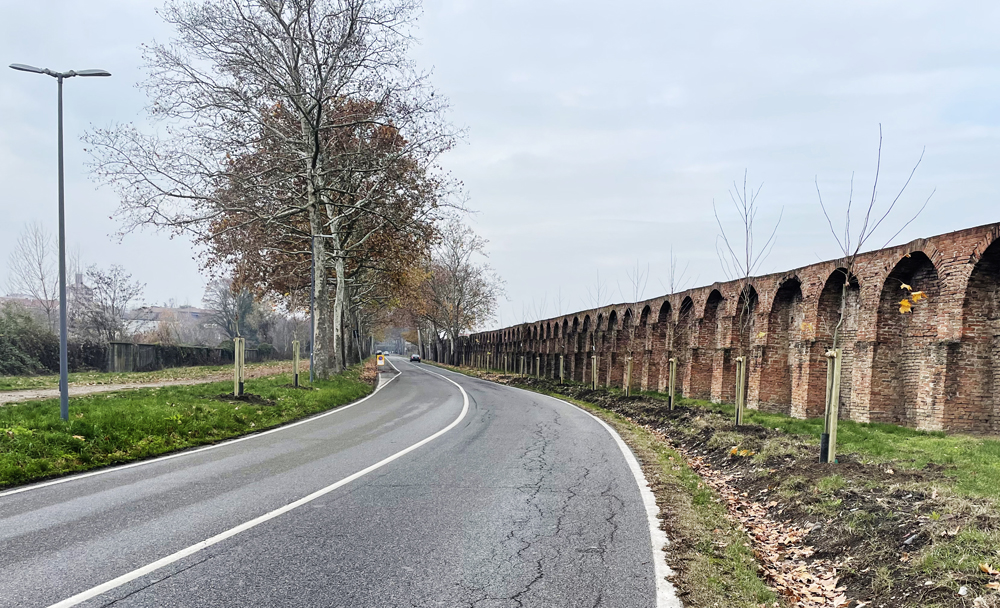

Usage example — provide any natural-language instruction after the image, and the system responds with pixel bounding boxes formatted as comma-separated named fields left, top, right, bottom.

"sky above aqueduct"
left=1, top=1, right=997, bottom=328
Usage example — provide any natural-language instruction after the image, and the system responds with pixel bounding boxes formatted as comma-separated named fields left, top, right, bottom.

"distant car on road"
left=410, top=354, right=421, bottom=362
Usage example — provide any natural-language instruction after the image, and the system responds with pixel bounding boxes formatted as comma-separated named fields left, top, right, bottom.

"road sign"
left=377, top=354, right=385, bottom=367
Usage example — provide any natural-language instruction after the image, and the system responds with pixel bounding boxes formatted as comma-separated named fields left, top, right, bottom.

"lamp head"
left=76, top=69, right=112, bottom=77
left=9, top=63, right=46, bottom=74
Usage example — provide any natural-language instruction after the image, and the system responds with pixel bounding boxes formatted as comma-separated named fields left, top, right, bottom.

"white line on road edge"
left=46, top=365, right=470, bottom=608
left=0, top=369, right=402, bottom=499
left=550, top=395, right=683, bottom=608
left=426, top=365, right=682, bottom=608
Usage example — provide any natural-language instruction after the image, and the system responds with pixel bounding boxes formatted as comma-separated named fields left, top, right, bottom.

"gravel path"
left=0, top=362, right=296, bottom=406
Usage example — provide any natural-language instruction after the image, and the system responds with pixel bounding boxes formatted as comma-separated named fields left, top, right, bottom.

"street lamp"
left=9, top=63, right=111, bottom=421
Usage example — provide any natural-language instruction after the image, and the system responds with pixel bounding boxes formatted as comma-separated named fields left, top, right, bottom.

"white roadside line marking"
left=47, top=366, right=470, bottom=608
left=0, top=370, right=401, bottom=499
left=549, top=396, right=682, bottom=608
left=427, top=365, right=682, bottom=608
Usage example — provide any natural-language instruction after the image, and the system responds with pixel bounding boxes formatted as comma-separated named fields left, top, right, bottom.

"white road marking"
left=0, top=371, right=401, bottom=498
left=46, top=365, right=469, bottom=608
left=547, top=396, right=683, bottom=608
left=427, top=365, right=683, bottom=608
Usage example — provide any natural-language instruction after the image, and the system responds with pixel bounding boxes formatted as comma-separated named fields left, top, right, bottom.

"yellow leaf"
left=899, top=299, right=913, bottom=314
left=979, top=563, right=1000, bottom=576
left=900, top=283, right=913, bottom=291
left=72, top=435, right=86, bottom=441
left=987, top=581, right=1000, bottom=590
left=910, top=291, right=927, bottom=302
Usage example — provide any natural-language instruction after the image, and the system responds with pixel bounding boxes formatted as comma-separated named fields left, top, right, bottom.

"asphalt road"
left=0, top=357, right=678, bottom=607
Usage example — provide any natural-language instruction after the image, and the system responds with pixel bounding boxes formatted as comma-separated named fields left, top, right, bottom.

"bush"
left=257, top=342, right=273, bottom=358
left=67, top=341, right=108, bottom=372
left=0, top=303, right=58, bottom=374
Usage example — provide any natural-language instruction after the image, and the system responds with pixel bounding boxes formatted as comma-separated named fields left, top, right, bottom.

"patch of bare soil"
left=278, top=383, right=315, bottom=390
left=212, top=393, right=276, bottom=406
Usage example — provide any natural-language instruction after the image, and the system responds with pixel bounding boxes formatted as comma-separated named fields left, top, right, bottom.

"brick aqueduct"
left=451, top=222, right=1000, bottom=433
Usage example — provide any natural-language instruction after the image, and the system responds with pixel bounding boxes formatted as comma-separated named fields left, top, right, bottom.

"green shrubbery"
left=0, top=303, right=108, bottom=375
left=0, top=304, right=58, bottom=375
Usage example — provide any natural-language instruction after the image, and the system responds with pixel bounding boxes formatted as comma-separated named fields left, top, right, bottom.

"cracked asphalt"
left=0, top=358, right=659, bottom=607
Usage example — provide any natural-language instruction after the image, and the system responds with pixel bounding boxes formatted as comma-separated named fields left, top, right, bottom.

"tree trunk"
left=331, top=233, right=347, bottom=374
left=309, top=204, right=333, bottom=379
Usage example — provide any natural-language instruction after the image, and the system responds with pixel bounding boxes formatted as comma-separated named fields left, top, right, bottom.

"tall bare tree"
left=85, top=0, right=456, bottom=378
left=816, top=127, right=934, bottom=352
left=6, top=222, right=58, bottom=332
left=715, top=171, right=782, bottom=423
left=618, top=260, right=649, bottom=393
left=76, top=265, right=145, bottom=343
left=203, top=278, right=259, bottom=343
left=814, top=126, right=933, bottom=462
left=415, top=220, right=503, bottom=364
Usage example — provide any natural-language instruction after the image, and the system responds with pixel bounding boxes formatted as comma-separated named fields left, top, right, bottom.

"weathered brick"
left=459, top=223, right=1000, bottom=432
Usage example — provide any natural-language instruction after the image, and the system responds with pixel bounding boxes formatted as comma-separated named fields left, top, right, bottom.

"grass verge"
left=0, top=360, right=297, bottom=392
left=636, top=390, right=1000, bottom=500
left=0, top=361, right=375, bottom=489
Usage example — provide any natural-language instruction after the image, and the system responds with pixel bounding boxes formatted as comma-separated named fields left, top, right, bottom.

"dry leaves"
left=981, top=563, right=1000, bottom=592
left=643, top=424, right=852, bottom=608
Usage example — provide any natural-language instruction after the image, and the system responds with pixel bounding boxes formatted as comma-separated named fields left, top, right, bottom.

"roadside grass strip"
left=635, top=390, right=1000, bottom=501
left=0, top=363, right=374, bottom=489
left=0, top=360, right=297, bottom=392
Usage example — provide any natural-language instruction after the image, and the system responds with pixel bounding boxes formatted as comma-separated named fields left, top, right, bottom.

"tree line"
left=83, top=0, right=502, bottom=377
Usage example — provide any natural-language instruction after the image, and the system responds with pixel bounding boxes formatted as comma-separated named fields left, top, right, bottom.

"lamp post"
left=9, top=64, right=111, bottom=421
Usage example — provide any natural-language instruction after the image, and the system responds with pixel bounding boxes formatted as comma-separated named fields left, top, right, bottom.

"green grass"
left=0, top=361, right=291, bottom=392
left=638, top=391, right=1000, bottom=500
left=0, top=366, right=372, bottom=489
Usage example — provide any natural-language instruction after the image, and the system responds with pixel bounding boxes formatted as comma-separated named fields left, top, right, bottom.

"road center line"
left=45, top=366, right=469, bottom=608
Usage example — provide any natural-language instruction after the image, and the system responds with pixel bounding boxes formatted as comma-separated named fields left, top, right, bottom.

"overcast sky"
left=2, top=1, right=998, bottom=329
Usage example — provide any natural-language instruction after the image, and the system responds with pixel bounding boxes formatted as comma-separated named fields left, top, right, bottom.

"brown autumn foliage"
left=199, top=99, right=445, bottom=361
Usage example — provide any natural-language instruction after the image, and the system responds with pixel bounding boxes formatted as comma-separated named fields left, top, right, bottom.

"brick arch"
left=733, top=285, right=759, bottom=354
left=969, top=225, right=1000, bottom=265
left=657, top=300, right=671, bottom=324
left=608, top=309, right=619, bottom=331
left=689, top=290, right=723, bottom=399
left=948, top=238, right=1000, bottom=431
left=759, top=278, right=803, bottom=414
left=656, top=300, right=673, bottom=348
left=871, top=243, right=945, bottom=293
left=870, top=251, right=942, bottom=428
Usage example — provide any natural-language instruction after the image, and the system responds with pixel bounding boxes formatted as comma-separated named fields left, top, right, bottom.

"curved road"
left=0, top=357, right=678, bottom=607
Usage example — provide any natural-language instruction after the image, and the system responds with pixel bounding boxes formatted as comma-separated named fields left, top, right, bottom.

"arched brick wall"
left=456, top=222, right=1000, bottom=432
